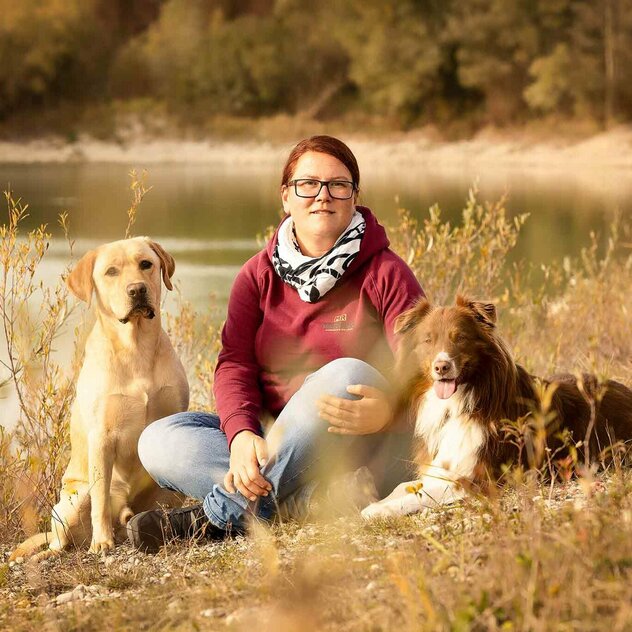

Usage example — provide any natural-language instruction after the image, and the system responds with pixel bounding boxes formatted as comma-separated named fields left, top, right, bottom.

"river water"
left=1, top=161, right=629, bottom=310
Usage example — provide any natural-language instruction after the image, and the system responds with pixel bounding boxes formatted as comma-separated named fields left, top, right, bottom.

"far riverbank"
left=1, top=127, right=632, bottom=177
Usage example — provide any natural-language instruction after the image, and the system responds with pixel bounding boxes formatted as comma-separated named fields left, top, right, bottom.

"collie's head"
left=395, top=295, right=512, bottom=401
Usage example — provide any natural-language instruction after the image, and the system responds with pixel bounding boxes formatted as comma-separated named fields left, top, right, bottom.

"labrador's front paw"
left=90, top=530, right=114, bottom=553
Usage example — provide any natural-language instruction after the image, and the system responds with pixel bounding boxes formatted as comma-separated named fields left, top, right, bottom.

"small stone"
left=104, top=556, right=115, bottom=567
left=55, top=591, right=76, bottom=605
left=365, top=581, right=378, bottom=592
left=56, top=588, right=87, bottom=605
left=225, top=612, right=239, bottom=626
left=200, top=608, right=219, bottom=618
left=35, top=593, right=49, bottom=607
left=14, top=557, right=24, bottom=564
left=369, top=564, right=380, bottom=573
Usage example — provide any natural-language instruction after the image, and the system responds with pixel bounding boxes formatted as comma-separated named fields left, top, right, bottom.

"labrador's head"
left=67, top=237, right=175, bottom=324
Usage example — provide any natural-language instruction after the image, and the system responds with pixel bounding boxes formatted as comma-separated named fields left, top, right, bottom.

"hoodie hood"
left=265, top=206, right=390, bottom=274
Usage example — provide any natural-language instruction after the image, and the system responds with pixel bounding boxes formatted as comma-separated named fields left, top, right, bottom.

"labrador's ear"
left=148, top=240, right=175, bottom=291
left=67, top=250, right=97, bottom=305
left=394, top=298, right=433, bottom=336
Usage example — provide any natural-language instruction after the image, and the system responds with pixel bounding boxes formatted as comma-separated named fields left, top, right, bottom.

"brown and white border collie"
left=361, top=296, right=632, bottom=519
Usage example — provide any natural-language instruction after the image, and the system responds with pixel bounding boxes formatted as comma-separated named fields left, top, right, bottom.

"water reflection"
left=0, top=162, right=628, bottom=311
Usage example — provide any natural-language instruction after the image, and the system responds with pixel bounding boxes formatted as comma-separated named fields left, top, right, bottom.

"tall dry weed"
left=164, top=295, right=223, bottom=412
left=0, top=192, right=79, bottom=539
left=388, top=189, right=632, bottom=384
left=388, top=187, right=528, bottom=305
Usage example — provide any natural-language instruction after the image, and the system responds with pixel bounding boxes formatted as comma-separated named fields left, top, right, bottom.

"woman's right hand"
left=224, top=430, right=272, bottom=501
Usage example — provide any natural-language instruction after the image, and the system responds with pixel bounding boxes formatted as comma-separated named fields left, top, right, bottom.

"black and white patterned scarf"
left=272, top=211, right=366, bottom=303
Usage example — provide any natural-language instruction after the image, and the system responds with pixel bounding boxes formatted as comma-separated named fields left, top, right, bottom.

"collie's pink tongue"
left=434, top=379, right=456, bottom=399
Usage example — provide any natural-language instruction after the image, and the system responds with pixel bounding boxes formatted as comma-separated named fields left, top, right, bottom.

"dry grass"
left=1, top=184, right=631, bottom=631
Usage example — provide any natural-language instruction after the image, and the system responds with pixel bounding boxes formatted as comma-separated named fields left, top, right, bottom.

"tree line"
left=2, top=0, right=631, bottom=130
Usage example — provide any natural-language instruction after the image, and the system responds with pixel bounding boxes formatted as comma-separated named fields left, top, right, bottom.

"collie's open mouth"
left=433, top=378, right=458, bottom=400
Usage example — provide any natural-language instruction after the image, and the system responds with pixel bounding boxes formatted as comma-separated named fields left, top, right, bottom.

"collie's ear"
left=394, top=298, right=432, bottom=335
left=67, top=250, right=97, bottom=306
left=457, top=295, right=497, bottom=327
left=148, top=240, right=175, bottom=291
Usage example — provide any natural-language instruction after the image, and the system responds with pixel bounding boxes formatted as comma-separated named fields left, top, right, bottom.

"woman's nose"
left=316, top=182, right=332, bottom=201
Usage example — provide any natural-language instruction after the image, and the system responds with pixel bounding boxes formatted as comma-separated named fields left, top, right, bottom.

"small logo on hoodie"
left=322, top=314, right=354, bottom=331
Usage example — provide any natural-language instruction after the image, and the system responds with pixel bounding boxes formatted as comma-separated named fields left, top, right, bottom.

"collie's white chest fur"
left=414, top=388, right=485, bottom=479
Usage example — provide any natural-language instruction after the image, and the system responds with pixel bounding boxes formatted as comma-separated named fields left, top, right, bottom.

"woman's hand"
left=317, top=385, right=392, bottom=435
left=224, top=430, right=272, bottom=501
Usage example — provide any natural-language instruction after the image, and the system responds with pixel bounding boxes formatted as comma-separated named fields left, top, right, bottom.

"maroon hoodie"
left=213, top=206, right=425, bottom=447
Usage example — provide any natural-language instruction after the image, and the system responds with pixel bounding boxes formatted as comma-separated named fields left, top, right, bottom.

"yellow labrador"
left=11, top=237, right=188, bottom=560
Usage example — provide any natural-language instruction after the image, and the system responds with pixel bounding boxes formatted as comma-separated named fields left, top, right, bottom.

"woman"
left=127, top=136, right=424, bottom=552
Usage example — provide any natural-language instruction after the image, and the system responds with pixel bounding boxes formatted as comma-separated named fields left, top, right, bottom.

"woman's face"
left=281, top=151, right=357, bottom=255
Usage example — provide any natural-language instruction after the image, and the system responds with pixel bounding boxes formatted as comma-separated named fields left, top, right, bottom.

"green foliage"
left=0, top=0, right=112, bottom=115
left=327, top=1, right=443, bottom=125
left=5, top=0, right=632, bottom=128
left=525, top=43, right=574, bottom=113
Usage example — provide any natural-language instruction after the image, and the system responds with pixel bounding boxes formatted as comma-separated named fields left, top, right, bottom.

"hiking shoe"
left=126, top=504, right=226, bottom=553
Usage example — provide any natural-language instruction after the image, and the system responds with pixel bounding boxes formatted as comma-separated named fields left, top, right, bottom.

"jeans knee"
left=137, top=413, right=182, bottom=478
left=309, top=358, right=388, bottom=398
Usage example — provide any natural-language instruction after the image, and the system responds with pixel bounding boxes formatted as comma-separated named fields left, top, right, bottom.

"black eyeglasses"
left=287, top=179, right=356, bottom=200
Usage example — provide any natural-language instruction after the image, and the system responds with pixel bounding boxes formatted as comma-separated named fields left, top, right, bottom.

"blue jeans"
left=138, top=358, right=411, bottom=530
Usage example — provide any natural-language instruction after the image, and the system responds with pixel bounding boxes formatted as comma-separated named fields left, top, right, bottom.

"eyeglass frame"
left=285, top=178, right=358, bottom=200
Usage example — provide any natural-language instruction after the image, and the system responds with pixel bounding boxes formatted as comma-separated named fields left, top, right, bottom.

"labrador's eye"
left=139, top=260, right=153, bottom=270
left=105, top=267, right=118, bottom=277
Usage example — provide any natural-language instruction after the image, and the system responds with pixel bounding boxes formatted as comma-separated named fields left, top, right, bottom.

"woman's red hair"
left=281, top=136, right=360, bottom=189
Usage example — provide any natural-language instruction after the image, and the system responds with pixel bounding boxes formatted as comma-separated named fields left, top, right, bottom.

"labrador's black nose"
left=127, top=283, right=147, bottom=298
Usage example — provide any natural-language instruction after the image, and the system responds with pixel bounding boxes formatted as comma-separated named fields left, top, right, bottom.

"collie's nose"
left=126, top=283, right=147, bottom=298
left=434, top=360, right=451, bottom=376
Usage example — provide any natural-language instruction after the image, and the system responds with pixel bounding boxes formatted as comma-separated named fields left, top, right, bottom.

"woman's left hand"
left=317, top=385, right=392, bottom=435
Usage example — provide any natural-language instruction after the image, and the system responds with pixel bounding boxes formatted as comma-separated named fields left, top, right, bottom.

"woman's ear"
left=281, top=185, right=290, bottom=214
